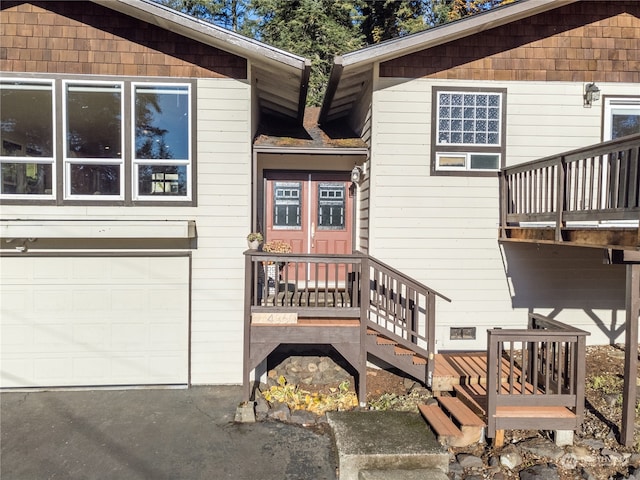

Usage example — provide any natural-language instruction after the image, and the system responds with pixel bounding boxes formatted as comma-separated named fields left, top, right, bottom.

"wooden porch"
left=499, top=133, right=640, bottom=446
left=243, top=250, right=592, bottom=446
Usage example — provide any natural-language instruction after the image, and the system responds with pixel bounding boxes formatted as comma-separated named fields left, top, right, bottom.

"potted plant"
left=247, top=232, right=263, bottom=249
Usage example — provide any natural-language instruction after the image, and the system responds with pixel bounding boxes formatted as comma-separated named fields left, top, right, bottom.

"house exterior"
left=0, top=0, right=310, bottom=388
left=1, top=0, right=639, bottom=392
left=319, top=0, right=640, bottom=351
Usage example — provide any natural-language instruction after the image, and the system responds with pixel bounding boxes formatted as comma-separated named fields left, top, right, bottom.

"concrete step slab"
left=359, top=468, right=449, bottom=480
left=327, top=411, right=448, bottom=480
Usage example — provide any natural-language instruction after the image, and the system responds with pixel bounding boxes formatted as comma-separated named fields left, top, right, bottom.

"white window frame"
left=435, top=152, right=502, bottom=172
left=433, top=88, right=505, bottom=174
left=603, top=96, right=640, bottom=141
left=0, top=79, right=56, bottom=200
left=131, top=82, right=192, bottom=202
left=63, top=80, right=125, bottom=201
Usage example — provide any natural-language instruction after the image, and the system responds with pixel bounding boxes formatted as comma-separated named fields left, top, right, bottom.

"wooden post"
left=555, top=158, right=566, bottom=242
left=242, top=252, right=253, bottom=402
left=621, top=263, right=640, bottom=446
left=358, top=255, right=370, bottom=407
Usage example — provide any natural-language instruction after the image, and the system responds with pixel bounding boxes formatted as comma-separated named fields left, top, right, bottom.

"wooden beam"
left=621, top=263, right=640, bottom=446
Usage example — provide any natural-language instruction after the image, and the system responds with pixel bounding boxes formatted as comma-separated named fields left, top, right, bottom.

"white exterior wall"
left=0, top=77, right=252, bottom=385
left=190, top=78, right=251, bottom=384
left=369, top=77, right=636, bottom=351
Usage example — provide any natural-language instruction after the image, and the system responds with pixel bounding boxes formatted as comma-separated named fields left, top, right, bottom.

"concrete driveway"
left=0, top=386, right=337, bottom=480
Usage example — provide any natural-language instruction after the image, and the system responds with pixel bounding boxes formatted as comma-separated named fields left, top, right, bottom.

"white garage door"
left=1, top=255, right=189, bottom=388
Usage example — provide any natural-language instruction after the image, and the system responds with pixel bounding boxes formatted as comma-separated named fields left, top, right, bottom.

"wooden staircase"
left=365, top=328, right=428, bottom=384
left=365, top=330, right=489, bottom=448
left=418, top=397, right=484, bottom=447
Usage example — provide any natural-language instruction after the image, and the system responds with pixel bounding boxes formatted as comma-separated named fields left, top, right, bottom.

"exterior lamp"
left=583, top=83, right=600, bottom=108
left=350, top=165, right=362, bottom=184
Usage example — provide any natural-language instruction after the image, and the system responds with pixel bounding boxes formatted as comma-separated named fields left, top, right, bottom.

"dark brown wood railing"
left=243, top=250, right=450, bottom=387
left=486, top=313, right=590, bottom=441
left=500, top=134, right=640, bottom=242
left=365, top=256, right=450, bottom=386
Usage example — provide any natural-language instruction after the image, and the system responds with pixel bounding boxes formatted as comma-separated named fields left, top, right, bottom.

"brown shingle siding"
left=380, top=1, right=640, bottom=83
left=1, top=0, right=247, bottom=79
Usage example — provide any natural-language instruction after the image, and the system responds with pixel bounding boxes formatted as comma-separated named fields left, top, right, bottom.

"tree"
left=252, top=0, right=364, bottom=106
left=155, top=0, right=255, bottom=34
left=437, top=0, right=517, bottom=22
left=358, top=0, right=427, bottom=44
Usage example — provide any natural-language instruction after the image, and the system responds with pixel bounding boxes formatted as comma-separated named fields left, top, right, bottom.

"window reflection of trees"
left=0, top=83, right=53, bottom=195
left=66, top=86, right=122, bottom=195
left=135, top=88, right=188, bottom=196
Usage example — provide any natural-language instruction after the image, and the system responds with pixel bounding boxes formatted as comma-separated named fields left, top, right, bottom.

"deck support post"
left=554, top=430, right=574, bottom=447
left=621, top=263, right=640, bottom=447
left=358, top=256, right=370, bottom=407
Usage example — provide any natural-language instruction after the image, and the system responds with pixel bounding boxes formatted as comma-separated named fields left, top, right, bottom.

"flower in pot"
left=247, top=232, right=263, bottom=249
left=262, top=240, right=292, bottom=254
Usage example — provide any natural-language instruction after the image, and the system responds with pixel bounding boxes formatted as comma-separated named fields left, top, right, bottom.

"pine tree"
left=253, top=0, right=364, bottom=106
left=156, top=0, right=255, bottom=34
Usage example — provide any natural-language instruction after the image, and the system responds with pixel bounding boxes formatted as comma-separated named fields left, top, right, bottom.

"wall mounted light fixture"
left=351, top=165, right=362, bottom=184
left=583, top=83, right=600, bottom=108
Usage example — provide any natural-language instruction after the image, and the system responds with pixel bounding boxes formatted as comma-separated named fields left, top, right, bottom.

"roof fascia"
left=92, top=0, right=309, bottom=71
left=341, top=0, right=579, bottom=68
left=254, top=145, right=369, bottom=156
left=319, top=0, right=578, bottom=123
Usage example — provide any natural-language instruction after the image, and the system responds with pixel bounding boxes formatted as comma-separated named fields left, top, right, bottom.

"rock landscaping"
left=250, top=344, right=639, bottom=480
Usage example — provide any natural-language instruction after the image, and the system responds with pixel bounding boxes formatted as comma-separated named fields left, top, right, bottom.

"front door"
left=265, top=171, right=353, bottom=256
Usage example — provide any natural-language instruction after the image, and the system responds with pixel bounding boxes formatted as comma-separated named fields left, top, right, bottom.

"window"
left=603, top=97, right=640, bottom=140
left=0, top=76, right=193, bottom=204
left=317, top=183, right=345, bottom=230
left=432, top=87, right=506, bottom=175
left=0, top=80, right=55, bottom=198
left=273, top=182, right=301, bottom=228
left=134, top=84, right=191, bottom=200
left=64, top=82, right=124, bottom=199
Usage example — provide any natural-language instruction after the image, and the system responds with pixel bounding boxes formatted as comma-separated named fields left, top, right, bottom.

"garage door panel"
left=1, top=256, right=189, bottom=388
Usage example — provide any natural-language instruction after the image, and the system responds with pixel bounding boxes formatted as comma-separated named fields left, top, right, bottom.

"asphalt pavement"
left=0, top=386, right=337, bottom=480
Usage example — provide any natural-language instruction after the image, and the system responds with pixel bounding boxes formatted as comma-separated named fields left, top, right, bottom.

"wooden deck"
left=431, top=352, right=517, bottom=392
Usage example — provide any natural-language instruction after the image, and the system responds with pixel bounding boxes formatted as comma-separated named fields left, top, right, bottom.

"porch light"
left=351, top=165, right=362, bottom=184
left=583, top=83, right=600, bottom=108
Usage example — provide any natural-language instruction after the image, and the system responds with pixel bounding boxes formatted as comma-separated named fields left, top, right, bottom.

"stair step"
left=412, top=355, right=427, bottom=365
left=359, top=468, right=448, bottom=480
left=419, top=400, right=484, bottom=448
left=437, top=396, right=485, bottom=428
left=453, top=383, right=488, bottom=418
left=377, top=337, right=397, bottom=346
left=418, top=404, right=463, bottom=446
left=394, top=346, right=415, bottom=356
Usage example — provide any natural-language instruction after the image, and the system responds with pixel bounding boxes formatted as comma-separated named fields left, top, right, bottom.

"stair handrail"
left=362, top=254, right=451, bottom=386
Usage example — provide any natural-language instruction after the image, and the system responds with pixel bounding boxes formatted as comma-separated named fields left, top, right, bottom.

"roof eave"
left=341, top=0, right=578, bottom=68
left=320, top=0, right=580, bottom=122
left=93, top=0, right=309, bottom=71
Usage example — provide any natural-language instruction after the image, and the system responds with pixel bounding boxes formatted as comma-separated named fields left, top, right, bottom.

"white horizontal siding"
left=370, top=78, right=633, bottom=351
left=1, top=77, right=252, bottom=386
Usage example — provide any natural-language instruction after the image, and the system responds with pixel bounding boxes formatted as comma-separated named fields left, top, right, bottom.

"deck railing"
left=500, top=134, right=640, bottom=241
left=486, top=313, right=590, bottom=439
left=364, top=256, right=450, bottom=384
left=244, top=250, right=449, bottom=385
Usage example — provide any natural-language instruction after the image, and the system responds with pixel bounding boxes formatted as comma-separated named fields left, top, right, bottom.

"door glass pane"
left=317, top=183, right=345, bottom=230
left=66, top=84, right=122, bottom=158
left=273, top=182, right=301, bottom=228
